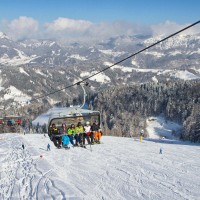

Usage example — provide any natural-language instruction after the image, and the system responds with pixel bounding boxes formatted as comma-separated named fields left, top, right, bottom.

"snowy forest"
left=84, top=80, right=200, bottom=142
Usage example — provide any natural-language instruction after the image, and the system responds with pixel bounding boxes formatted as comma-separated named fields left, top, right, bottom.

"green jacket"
left=68, top=128, right=76, bottom=135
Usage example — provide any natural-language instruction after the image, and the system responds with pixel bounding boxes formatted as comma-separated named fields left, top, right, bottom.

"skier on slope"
left=140, top=129, right=144, bottom=142
left=47, top=143, right=51, bottom=151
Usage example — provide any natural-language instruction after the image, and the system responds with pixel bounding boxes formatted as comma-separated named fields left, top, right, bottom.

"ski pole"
left=90, top=143, right=92, bottom=152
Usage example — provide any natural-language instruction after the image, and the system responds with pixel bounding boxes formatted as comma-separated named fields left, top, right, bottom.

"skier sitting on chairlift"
left=75, top=122, right=85, bottom=146
left=91, top=121, right=102, bottom=144
left=84, top=121, right=93, bottom=145
left=62, top=134, right=70, bottom=149
left=67, top=124, right=76, bottom=146
left=49, top=123, right=62, bottom=148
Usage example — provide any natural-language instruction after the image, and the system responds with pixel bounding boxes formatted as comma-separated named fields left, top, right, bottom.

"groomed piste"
left=0, top=132, right=200, bottom=200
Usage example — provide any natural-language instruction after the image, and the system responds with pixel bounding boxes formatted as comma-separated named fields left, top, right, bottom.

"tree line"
left=88, top=80, right=200, bottom=142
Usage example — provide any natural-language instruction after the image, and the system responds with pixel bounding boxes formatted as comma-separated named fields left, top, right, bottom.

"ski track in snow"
left=0, top=134, right=200, bottom=200
left=0, top=134, right=80, bottom=199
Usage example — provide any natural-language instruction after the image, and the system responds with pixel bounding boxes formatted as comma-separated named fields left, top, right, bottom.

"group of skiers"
left=0, top=118, right=22, bottom=126
left=48, top=121, right=102, bottom=149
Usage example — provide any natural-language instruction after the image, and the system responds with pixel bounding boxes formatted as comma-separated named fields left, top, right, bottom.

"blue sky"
left=0, top=0, right=199, bottom=24
left=0, top=0, right=199, bottom=42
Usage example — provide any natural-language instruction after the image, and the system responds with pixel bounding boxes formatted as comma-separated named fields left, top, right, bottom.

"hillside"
left=0, top=32, right=199, bottom=142
left=0, top=32, right=200, bottom=110
left=91, top=80, right=200, bottom=142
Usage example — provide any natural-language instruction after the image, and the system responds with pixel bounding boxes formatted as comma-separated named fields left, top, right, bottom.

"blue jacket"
left=62, top=135, right=70, bottom=146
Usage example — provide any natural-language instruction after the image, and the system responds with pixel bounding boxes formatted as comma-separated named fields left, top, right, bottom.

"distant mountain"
left=0, top=31, right=200, bottom=113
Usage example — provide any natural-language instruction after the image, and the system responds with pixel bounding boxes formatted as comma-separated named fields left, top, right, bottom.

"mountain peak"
left=0, top=32, right=9, bottom=40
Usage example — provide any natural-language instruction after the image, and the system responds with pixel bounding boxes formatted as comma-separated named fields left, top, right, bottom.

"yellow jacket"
left=75, top=126, right=84, bottom=134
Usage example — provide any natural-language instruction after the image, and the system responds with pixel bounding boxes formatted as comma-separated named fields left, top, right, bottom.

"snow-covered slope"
left=146, top=116, right=182, bottom=139
left=0, top=134, right=199, bottom=199
left=4, top=85, right=31, bottom=105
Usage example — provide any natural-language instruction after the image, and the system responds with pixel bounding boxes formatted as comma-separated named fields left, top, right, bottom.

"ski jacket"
left=59, top=127, right=66, bottom=135
left=84, top=126, right=91, bottom=133
left=68, top=128, right=76, bottom=135
left=7, top=120, right=12, bottom=126
left=17, top=119, right=22, bottom=125
left=91, top=123, right=100, bottom=131
left=49, top=127, right=59, bottom=136
left=11, top=119, right=15, bottom=125
left=75, top=126, right=84, bottom=134
left=62, top=135, right=70, bottom=145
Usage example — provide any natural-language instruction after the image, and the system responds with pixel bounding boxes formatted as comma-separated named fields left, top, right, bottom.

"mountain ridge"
left=0, top=32, right=199, bottom=140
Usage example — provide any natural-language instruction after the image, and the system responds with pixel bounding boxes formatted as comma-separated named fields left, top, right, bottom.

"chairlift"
left=47, top=107, right=101, bottom=132
left=47, top=82, right=102, bottom=137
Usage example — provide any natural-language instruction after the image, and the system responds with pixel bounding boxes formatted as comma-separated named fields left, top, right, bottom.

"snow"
left=1, top=45, right=8, bottom=48
left=32, top=112, right=50, bottom=126
left=58, top=70, right=65, bottom=74
left=4, top=86, right=31, bottom=105
left=189, top=48, right=200, bottom=54
left=191, top=67, right=200, bottom=74
left=131, top=60, right=140, bottom=68
left=90, top=48, right=95, bottom=53
left=133, top=68, right=161, bottom=73
left=144, top=51, right=164, bottom=57
left=19, top=67, right=30, bottom=76
left=146, top=116, right=182, bottom=139
left=0, top=32, right=9, bottom=39
left=80, top=71, right=111, bottom=83
left=0, top=49, right=39, bottom=66
left=0, top=70, right=5, bottom=91
left=80, top=71, right=90, bottom=77
left=152, top=76, right=158, bottom=83
left=169, top=50, right=182, bottom=56
left=32, top=106, right=81, bottom=126
left=49, top=42, right=55, bottom=47
left=99, top=49, right=125, bottom=57
left=46, top=70, right=53, bottom=78
left=30, top=80, right=35, bottom=84
left=69, top=54, right=88, bottom=61
left=143, top=34, right=198, bottom=50
left=104, top=62, right=200, bottom=80
left=0, top=133, right=200, bottom=199
left=166, top=70, right=200, bottom=80
left=35, top=69, right=48, bottom=77
left=104, top=62, right=133, bottom=72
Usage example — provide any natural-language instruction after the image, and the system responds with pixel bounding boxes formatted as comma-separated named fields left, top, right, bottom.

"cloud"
left=1, top=17, right=199, bottom=43
left=45, top=17, right=92, bottom=32
left=151, top=21, right=200, bottom=36
left=44, top=18, right=151, bottom=43
left=87, top=21, right=151, bottom=38
left=2, top=16, right=39, bottom=40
